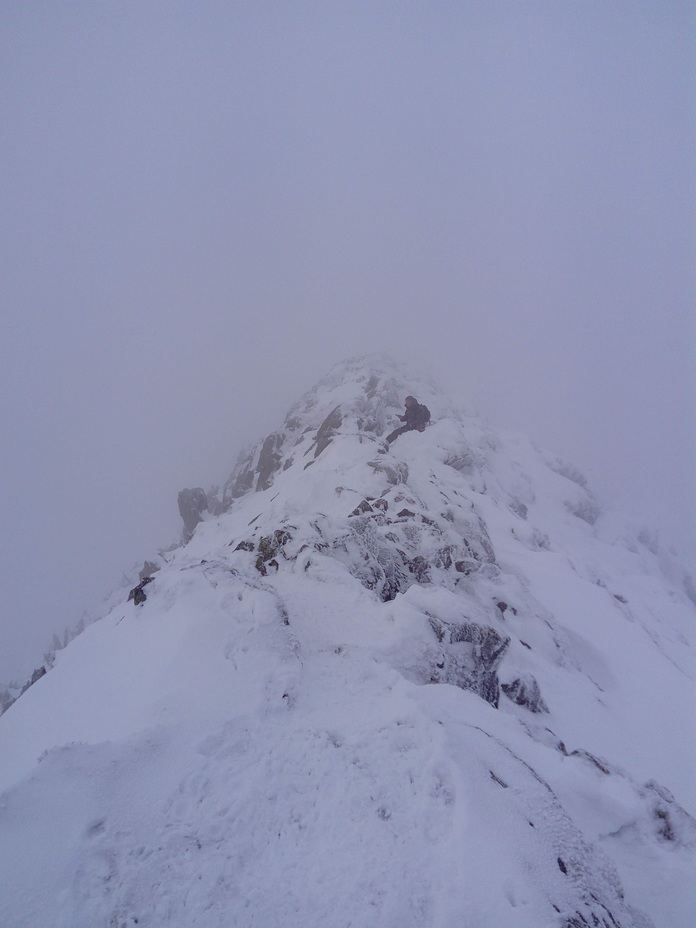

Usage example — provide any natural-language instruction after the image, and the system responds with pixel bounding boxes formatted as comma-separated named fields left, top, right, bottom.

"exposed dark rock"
left=364, top=374, right=380, bottom=398
left=178, top=488, right=208, bottom=541
left=256, top=431, right=286, bottom=491
left=230, top=466, right=255, bottom=499
left=2, top=665, right=50, bottom=715
left=654, top=807, right=675, bottom=841
left=397, top=508, right=415, bottom=518
left=128, top=576, right=154, bottom=606
left=349, top=499, right=374, bottom=517
left=380, top=577, right=402, bottom=602
left=20, top=665, right=46, bottom=695
left=428, top=617, right=510, bottom=707
left=489, top=770, right=509, bottom=788
left=313, top=406, right=343, bottom=458
left=255, top=530, right=292, bottom=575
left=641, top=779, right=696, bottom=847
left=407, top=555, right=430, bottom=583
left=569, top=749, right=611, bottom=775
left=501, top=675, right=549, bottom=713
left=233, top=540, right=255, bottom=552
left=222, top=442, right=276, bottom=512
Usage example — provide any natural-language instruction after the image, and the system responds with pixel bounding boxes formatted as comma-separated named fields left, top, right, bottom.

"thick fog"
left=1, top=2, right=694, bottom=682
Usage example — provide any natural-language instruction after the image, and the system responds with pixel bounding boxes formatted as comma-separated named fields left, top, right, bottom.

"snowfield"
left=1, top=356, right=694, bottom=928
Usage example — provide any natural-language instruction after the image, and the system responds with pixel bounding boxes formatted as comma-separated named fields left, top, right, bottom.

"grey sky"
left=1, top=2, right=694, bottom=681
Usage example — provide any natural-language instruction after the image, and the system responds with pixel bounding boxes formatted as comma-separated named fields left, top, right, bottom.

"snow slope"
left=1, top=356, right=694, bottom=928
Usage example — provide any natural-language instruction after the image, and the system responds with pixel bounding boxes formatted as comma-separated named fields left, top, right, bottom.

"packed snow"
left=1, top=356, right=694, bottom=927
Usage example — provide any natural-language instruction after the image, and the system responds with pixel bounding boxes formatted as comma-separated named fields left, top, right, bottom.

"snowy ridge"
left=0, top=356, right=694, bottom=927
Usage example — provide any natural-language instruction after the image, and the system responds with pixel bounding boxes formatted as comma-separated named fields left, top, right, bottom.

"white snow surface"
left=1, top=356, right=694, bottom=928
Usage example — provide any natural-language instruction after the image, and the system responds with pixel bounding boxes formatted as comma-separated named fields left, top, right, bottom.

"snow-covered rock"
left=1, top=355, right=694, bottom=928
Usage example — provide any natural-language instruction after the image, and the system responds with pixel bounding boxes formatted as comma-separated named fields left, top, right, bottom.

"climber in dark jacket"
left=386, top=396, right=430, bottom=444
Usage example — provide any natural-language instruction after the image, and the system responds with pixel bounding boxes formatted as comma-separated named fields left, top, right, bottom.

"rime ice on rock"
left=2, top=355, right=695, bottom=928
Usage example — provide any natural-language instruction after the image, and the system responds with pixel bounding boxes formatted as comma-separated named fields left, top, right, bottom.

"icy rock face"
left=501, top=674, right=549, bottom=713
left=177, top=486, right=208, bottom=541
left=218, top=356, right=420, bottom=507
left=3, top=354, right=695, bottom=928
left=427, top=615, right=509, bottom=706
left=204, top=357, right=508, bottom=705
left=215, top=357, right=496, bottom=596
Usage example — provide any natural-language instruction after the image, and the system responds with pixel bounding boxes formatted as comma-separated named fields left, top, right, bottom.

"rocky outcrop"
left=128, top=576, right=153, bottom=606
left=232, top=482, right=497, bottom=606
left=340, top=497, right=496, bottom=599
left=222, top=448, right=256, bottom=506
left=218, top=403, right=344, bottom=504
left=501, top=674, right=549, bottom=713
left=178, top=487, right=208, bottom=542
left=255, top=529, right=292, bottom=576
left=427, top=616, right=510, bottom=707
left=21, top=665, right=46, bottom=694
left=1, top=665, right=48, bottom=716
left=310, top=406, right=342, bottom=458
left=256, top=432, right=286, bottom=491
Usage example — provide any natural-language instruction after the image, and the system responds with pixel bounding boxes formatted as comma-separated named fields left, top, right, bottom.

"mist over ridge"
left=1, top=351, right=694, bottom=927
left=1, top=3, right=693, bottom=694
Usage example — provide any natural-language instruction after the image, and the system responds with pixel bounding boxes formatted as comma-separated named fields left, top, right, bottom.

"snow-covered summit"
left=217, top=353, right=450, bottom=506
left=1, top=356, right=694, bottom=928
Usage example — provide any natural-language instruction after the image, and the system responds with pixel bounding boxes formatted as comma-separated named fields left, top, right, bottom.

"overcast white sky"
left=1, top=1, right=694, bottom=682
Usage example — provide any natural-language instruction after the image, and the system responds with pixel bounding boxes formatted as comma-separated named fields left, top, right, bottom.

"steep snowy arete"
left=1, top=356, right=694, bottom=928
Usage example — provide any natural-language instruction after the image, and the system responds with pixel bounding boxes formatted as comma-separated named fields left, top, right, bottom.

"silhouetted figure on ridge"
left=386, top=395, right=431, bottom=444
